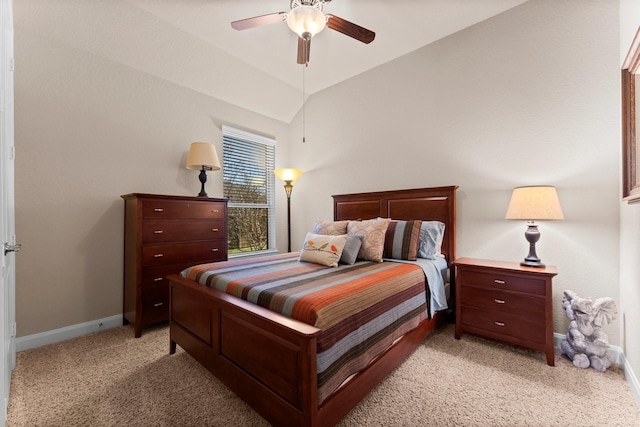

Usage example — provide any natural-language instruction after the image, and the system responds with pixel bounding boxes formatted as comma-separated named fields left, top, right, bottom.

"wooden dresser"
left=453, top=257, right=558, bottom=366
left=122, top=193, right=228, bottom=337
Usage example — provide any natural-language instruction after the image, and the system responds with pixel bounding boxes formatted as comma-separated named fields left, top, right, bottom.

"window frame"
left=222, top=125, right=277, bottom=257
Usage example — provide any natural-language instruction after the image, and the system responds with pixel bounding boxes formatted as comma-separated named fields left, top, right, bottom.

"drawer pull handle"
left=494, top=299, right=506, bottom=304
left=153, top=254, right=164, bottom=258
left=154, top=230, right=164, bottom=234
left=154, top=208, right=164, bottom=212
left=495, top=321, right=505, bottom=327
left=494, top=279, right=506, bottom=284
left=153, top=302, right=164, bottom=307
left=153, top=277, right=163, bottom=282
left=213, top=209, right=220, bottom=213
left=212, top=248, right=219, bottom=252
left=212, top=228, right=219, bottom=232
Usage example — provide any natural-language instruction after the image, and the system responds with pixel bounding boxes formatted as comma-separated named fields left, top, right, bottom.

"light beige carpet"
left=7, top=323, right=640, bottom=426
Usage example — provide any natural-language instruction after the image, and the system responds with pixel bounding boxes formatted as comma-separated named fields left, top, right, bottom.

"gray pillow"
left=340, top=235, right=364, bottom=265
left=417, top=221, right=445, bottom=259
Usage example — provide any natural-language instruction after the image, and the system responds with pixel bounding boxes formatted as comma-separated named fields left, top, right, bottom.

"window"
left=222, top=125, right=276, bottom=256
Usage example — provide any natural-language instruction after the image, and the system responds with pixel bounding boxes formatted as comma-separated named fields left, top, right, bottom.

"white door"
left=0, top=0, right=16, bottom=424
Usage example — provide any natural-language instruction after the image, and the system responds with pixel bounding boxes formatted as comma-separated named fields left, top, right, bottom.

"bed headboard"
left=332, top=186, right=458, bottom=264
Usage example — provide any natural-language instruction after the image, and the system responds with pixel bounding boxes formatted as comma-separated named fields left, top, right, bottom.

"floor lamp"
left=274, top=168, right=303, bottom=252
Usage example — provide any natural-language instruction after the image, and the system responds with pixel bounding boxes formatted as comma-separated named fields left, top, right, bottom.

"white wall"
left=619, top=0, right=640, bottom=395
left=289, top=0, right=621, bottom=343
left=13, top=29, right=291, bottom=336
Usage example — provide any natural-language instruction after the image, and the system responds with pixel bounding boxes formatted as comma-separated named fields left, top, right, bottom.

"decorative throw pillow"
left=340, top=235, right=364, bottom=265
left=299, top=233, right=348, bottom=267
left=417, top=221, right=446, bottom=260
left=383, top=220, right=423, bottom=261
left=347, top=218, right=391, bottom=262
left=313, top=220, right=349, bottom=235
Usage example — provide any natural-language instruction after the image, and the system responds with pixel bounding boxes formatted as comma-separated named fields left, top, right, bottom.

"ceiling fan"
left=231, top=0, right=375, bottom=65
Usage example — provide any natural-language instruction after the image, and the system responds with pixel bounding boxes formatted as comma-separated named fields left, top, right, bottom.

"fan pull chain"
left=302, top=65, right=306, bottom=143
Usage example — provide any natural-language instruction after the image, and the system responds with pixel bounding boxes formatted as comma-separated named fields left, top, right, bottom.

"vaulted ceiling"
left=15, top=0, right=528, bottom=122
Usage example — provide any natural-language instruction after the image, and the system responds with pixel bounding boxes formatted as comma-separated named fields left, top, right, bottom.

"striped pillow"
left=383, top=220, right=423, bottom=261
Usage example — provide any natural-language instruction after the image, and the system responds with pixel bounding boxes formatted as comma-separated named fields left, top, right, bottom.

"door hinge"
left=10, top=145, right=15, bottom=160
left=10, top=57, right=15, bottom=72
left=11, top=323, right=16, bottom=337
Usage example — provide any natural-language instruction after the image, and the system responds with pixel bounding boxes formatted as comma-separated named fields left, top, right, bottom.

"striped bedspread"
left=182, top=252, right=431, bottom=404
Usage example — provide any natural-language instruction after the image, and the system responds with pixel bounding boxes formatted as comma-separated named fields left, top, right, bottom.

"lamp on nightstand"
left=274, top=168, right=303, bottom=252
left=505, top=185, right=564, bottom=268
left=186, top=142, right=221, bottom=197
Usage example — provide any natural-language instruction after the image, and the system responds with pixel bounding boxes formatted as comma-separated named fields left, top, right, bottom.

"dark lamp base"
left=521, top=259, right=545, bottom=268
left=520, top=222, right=545, bottom=268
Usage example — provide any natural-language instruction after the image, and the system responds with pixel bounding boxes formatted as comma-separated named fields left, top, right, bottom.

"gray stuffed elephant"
left=560, top=290, right=617, bottom=372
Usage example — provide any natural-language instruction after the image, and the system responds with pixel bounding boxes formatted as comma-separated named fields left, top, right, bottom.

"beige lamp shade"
left=505, top=186, right=564, bottom=221
left=274, top=168, right=303, bottom=184
left=186, top=142, right=221, bottom=171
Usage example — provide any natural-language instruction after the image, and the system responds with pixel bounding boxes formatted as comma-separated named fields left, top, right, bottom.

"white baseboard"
left=15, top=315, right=123, bottom=353
left=554, top=332, right=639, bottom=404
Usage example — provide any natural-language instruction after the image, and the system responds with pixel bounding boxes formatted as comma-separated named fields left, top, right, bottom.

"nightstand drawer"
left=460, top=285, right=545, bottom=318
left=142, top=200, right=226, bottom=220
left=460, top=306, right=545, bottom=345
left=142, top=220, right=226, bottom=244
left=458, top=269, right=546, bottom=296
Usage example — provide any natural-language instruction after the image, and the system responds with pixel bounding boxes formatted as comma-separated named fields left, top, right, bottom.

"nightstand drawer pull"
left=212, top=228, right=219, bottom=232
left=153, top=277, right=163, bottom=282
left=153, top=302, right=164, bottom=307
left=154, top=230, right=164, bottom=234
left=154, top=208, right=164, bottom=212
left=212, top=248, right=219, bottom=252
left=494, top=299, right=506, bottom=304
left=494, top=279, right=506, bottom=284
left=213, top=209, right=220, bottom=213
left=153, top=254, right=164, bottom=258
left=495, top=321, right=505, bottom=327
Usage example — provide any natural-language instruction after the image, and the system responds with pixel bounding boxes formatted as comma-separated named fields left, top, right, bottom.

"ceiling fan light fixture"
left=287, top=5, right=326, bottom=39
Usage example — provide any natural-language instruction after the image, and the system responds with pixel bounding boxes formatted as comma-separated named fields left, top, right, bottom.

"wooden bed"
left=168, top=186, right=457, bottom=427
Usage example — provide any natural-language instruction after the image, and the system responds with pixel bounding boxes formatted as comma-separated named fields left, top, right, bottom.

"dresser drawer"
left=142, top=241, right=227, bottom=267
left=460, top=285, right=545, bottom=319
left=142, top=200, right=226, bottom=220
left=142, top=288, right=169, bottom=325
left=460, top=305, right=545, bottom=345
left=458, top=269, right=546, bottom=296
left=142, top=220, right=226, bottom=244
left=142, top=263, right=196, bottom=292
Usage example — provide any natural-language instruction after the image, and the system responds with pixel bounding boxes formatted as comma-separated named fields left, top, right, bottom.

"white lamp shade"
left=286, top=6, right=326, bottom=39
left=274, top=168, right=303, bottom=184
left=186, top=142, right=221, bottom=171
left=505, top=186, right=564, bottom=221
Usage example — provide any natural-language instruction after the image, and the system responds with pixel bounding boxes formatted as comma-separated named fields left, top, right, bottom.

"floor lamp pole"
left=286, top=193, right=291, bottom=252
left=284, top=181, right=293, bottom=252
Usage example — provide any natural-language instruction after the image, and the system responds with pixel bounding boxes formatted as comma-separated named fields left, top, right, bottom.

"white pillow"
left=299, top=233, right=348, bottom=267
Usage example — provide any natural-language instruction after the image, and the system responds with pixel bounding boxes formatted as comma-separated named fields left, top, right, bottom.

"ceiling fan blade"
left=231, top=12, right=286, bottom=31
left=326, top=14, right=375, bottom=44
left=297, top=37, right=311, bottom=65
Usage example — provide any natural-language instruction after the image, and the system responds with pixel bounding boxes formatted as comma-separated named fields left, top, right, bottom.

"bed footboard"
left=168, top=274, right=321, bottom=427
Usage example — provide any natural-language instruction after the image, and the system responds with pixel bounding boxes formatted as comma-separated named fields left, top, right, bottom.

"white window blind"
left=222, top=125, right=276, bottom=255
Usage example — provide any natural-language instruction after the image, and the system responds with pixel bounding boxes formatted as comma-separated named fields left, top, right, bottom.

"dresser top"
left=453, top=257, right=558, bottom=276
left=121, top=193, right=228, bottom=203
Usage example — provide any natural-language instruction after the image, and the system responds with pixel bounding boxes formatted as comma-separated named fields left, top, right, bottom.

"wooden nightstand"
left=453, top=257, right=558, bottom=366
